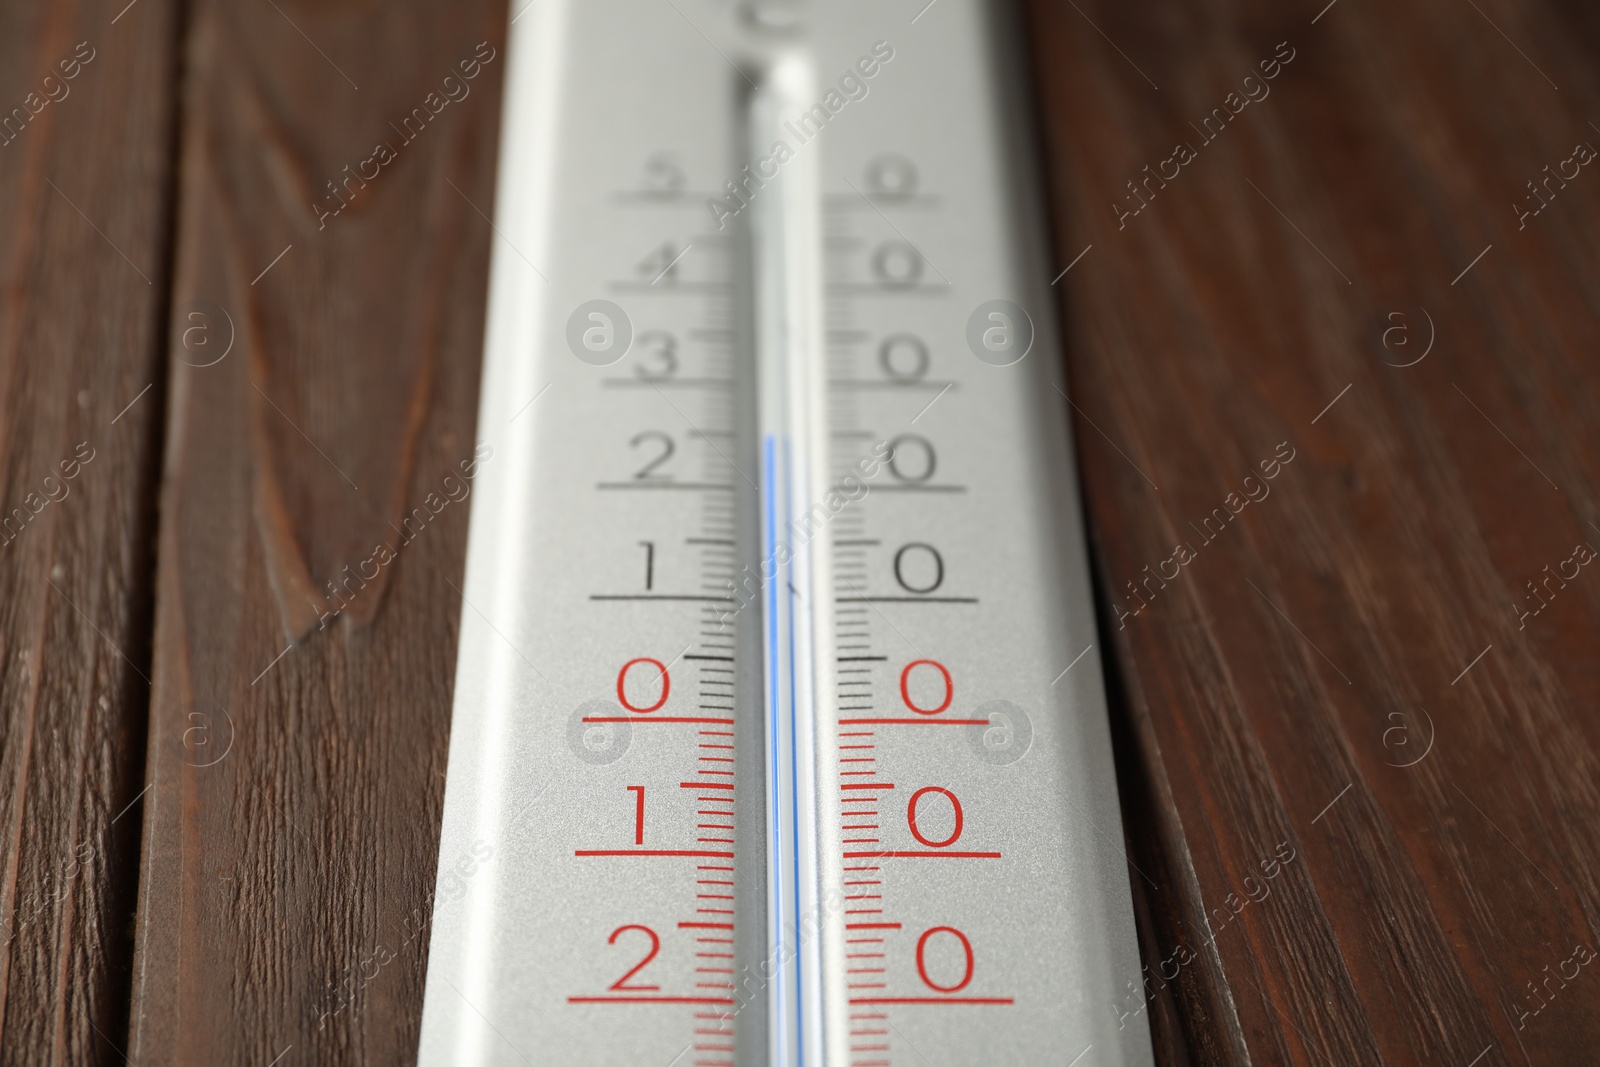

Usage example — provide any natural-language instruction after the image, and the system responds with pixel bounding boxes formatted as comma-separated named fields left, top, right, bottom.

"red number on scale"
left=915, top=926, right=974, bottom=993
left=606, top=924, right=661, bottom=991
left=627, top=785, right=645, bottom=845
left=907, top=786, right=963, bottom=848
left=899, top=659, right=952, bottom=715
left=616, top=658, right=671, bottom=713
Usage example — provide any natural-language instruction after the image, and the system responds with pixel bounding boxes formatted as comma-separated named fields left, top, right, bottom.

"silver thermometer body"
left=418, top=2, right=1154, bottom=1066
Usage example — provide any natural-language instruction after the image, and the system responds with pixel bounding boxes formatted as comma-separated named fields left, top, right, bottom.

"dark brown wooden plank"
left=0, top=3, right=180, bottom=1064
left=128, top=1, right=505, bottom=1062
left=1026, top=0, right=1600, bottom=1062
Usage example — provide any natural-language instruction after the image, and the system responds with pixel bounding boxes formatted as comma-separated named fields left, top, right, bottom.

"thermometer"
left=418, top=1, right=1154, bottom=1064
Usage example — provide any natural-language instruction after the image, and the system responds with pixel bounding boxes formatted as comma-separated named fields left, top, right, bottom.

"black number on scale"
left=878, top=334, right=929, bottom=383
left=638, top=242, right=686, bottom=285
left=641, top=151, right=686, bottom=197
left=886, top=433, right=936, bottom=483
left=639, top=541, right=655, bottom=590
left=894, top=542, right=944, bottom=594
left=630, top=431, right=674, bottom=480
left=864, top=153, right=918, bottom=201
left=871, top=241, right=923, bottom=290
left=633, top=331, right=679, bottom=381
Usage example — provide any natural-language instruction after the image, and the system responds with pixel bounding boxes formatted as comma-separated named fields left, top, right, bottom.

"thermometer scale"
left=418, top=1, right=1153, bottom=1064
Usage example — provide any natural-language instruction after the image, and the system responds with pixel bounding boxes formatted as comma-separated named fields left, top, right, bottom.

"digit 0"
left=617, top=658, right=671, bottom=713
left=893, top=542, right=944, bottom=594
left=907, top=786, right=963, bottom=848
left=872, top=241, right=924, bottom=289
left=915, top=926, right=974, bottom=993
left=899, top=659, right=952, bottom=715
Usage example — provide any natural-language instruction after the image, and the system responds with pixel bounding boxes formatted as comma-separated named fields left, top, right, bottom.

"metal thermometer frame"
left=417, top=2, right=1154, bottom=1065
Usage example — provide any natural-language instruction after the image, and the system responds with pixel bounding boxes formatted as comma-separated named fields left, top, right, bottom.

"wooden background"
left=2, top=0, right=1597, bottom=1063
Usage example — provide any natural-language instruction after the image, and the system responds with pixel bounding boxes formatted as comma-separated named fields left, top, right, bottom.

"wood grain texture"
left=2, top=0, right=1595, bottom=1063
left=127, top=0, right=505, bottom=1062
left=1024, top=0, right=1600, bottom=1062
left=0, top=2, right=178, bottom=1064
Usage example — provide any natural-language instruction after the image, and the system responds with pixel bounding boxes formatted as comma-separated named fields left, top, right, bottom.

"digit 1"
left=627, top=785, right=645, bottom=844
left=638, top=541, right=654, bottom=590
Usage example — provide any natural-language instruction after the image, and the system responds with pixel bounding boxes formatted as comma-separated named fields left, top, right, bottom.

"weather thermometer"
left=417, top=1, right=1153, bottom=1065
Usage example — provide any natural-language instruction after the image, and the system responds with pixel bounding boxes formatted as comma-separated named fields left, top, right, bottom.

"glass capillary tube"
left=751, top=52, right=834, bottom=1067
